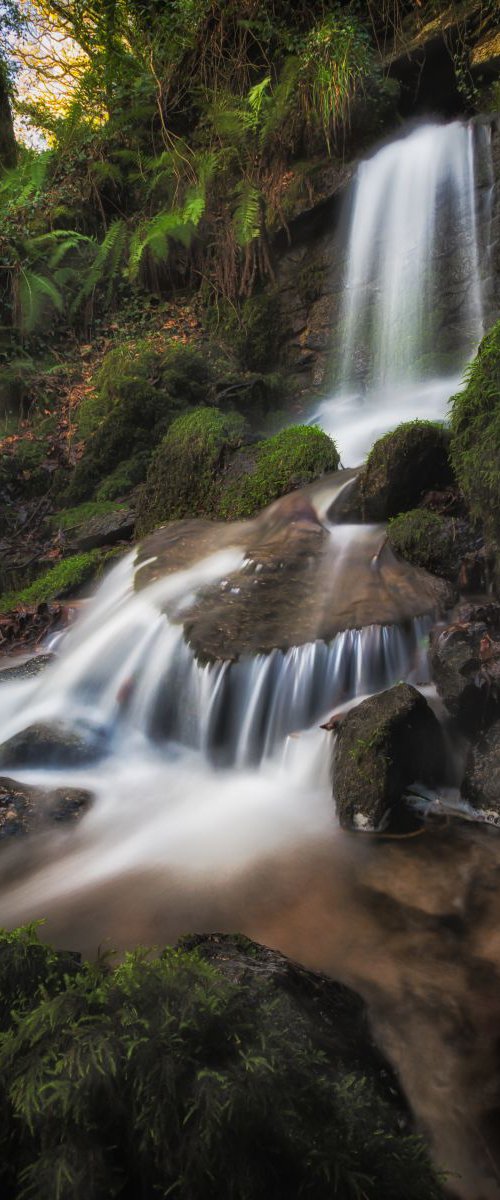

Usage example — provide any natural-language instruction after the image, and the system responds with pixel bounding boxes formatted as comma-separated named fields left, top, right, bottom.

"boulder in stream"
left=333, top=683, right=446, bottom=831
left=0, top=722, right=106, bottom=769
left=461, top=722, right=500, bottom=825
left=0, top=776, right=93, bottom=839
left=359, top=421, right=454, bottom=521
left=429, top=602, right=500, bottom=733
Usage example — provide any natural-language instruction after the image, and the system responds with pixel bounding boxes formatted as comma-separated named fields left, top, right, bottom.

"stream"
left=0, top=118, right=498, bottom=1198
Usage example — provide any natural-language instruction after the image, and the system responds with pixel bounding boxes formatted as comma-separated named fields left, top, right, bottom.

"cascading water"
left=314, top=120, right=493, bottom=463
left=0, top=119, right=498, bottom=1200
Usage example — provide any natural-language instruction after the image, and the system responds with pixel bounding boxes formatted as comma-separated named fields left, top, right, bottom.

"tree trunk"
left=0, top=59, right=17, bottom=170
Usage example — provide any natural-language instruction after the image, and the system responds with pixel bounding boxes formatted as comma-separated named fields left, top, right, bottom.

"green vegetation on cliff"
left=0, top=548, right=121, bottom=611
left=0, top=924, right=442, bottom=1200
left=450, top=319, right=500, bottom=542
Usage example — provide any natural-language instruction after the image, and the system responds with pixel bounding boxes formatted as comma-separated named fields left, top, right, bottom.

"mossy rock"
left=217, top=425, right=340, bottom=520
left=95, top=451, right=151, bottom=501
left=360, top=420, right=454, bottom=521
left=334, top=683, right=446, bottom=832
left=388, top=509, right=458, bottom=579
left=46, top=500, right=122, bottom=533
left=450, top=319, right=500, bottom=544
left=0, top=548, right=122, bottom=612
left=67, top=342, right=212, bottom=503
left=136, top=407, right=247, bottom=537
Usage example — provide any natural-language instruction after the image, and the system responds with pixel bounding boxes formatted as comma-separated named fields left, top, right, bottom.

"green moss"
left=68, top=341, right=212, bottom=503
left=450, top=320, right=500, bottom=543
left=136, top=407, right=246, bottom=537
left=361, top=420, right=454, bottom=520
left=0, top=549, right=121, bottom=611
left=46, top=500, right=122, bottom=532
left=0, top=925, right=443, bottom=1200
left=388, top=509, right=456, bottom=577
left=95, top=451, right=151, bottom=500
left=218, top=424, right=339, bottom=519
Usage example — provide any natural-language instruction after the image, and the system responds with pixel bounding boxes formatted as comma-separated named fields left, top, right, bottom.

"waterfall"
left=315, top=120, right=493, bottom=464
left=0, top=551, right=431, bottom=769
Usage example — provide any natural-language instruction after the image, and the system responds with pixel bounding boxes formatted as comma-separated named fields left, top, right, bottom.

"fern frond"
left=232, top=182, right=261, bottom=247
left=17, top=271, right=63, bottom=334
left=71, top=220, right=128, bottom=313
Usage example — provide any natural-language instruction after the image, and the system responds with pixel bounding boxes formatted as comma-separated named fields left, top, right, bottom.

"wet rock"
left=178, top=933, right=408, bottom=1112
left=137, top=489, right=451, bottom=662
left=0, top=654, right=53, bottom=684
left=333, top=683, right=446, bottom=831
left=462, top=722, right=500, bottom=825
left=0, top=776, right=92, bottom=838
left=359, top=421, right=455, bottom=522
left=0, top=722, right=106, bottom=769
left=430, top=603, right=500, bottom=733
left=67, top=508, right=135, bottom=553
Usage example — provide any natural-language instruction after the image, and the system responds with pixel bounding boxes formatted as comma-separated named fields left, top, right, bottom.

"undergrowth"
left=0, top=924, right=444, bottom=1200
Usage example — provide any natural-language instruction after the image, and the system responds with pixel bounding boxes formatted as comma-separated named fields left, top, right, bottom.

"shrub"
left=0, top=926, right=443, bottom=1200
left=218, top=424, right=339, bottom=518
left=136, top=406, right=246, bottom=536
left=387, top=509, right=457, bottom=577
left=450, top=319, right=500, bottom=542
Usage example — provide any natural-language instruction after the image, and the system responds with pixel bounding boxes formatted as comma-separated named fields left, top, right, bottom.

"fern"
left=72, top=219, right=128, bottom=312
left=232, top=181, right=261, bottom=246
left=16, top=271, right=63, bottom=335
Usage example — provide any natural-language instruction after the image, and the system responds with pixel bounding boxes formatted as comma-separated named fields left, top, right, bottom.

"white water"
left=315, top=120, right=493, bottom=464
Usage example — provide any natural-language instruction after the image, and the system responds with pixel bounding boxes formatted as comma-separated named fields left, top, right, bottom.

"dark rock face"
left=359, top=422, right=455, bottom=522
left=462, top=723, right=500, bottom=823
left=0, top=722, right=105, bottom=769
left=333, top=683, right=446, bottom=831
left=178, top=933, right=408, bottom=1114
left=67, top=508, right=135, bottom=552
left=430, top=603, right=500, bottom=733
left=0, top=776, right=92, bottom=839
left=0, top=655, right=53, bottom=684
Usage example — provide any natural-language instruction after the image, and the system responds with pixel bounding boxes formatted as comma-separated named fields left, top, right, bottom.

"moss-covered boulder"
left=360, top=421, right=454, bottom=521
left=450, top=319, right=500, bottom=545
left=217, top=425, right=340, bottom=520
left=332, top=683, right=446, bottom=831
left=387, top=509, right=458, bottom=579
left=67, top=341, right=211, bottom=503
left=136, top=407, right=246, bottom=536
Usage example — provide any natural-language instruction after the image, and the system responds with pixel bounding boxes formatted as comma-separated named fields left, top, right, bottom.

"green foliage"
left=218, top=424, right=339, bottom=518
left=136, top=406, right=246, bottom=535
left=69, top=340, right=211, bottom=502
left=46, top=501, right=122, bottom=532
left=388, top=509, right=456, bottom=577
left=0, top=549, right=119, bottom=611
left=95, top=452, right=151, bottom=500
left=450, top=319, right=500, bottom=542
left=0, top=925, right=443, bottom=1200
